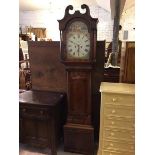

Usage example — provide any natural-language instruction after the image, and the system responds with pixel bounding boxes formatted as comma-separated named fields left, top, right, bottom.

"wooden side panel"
left=92, top=41, right=105, bottom=141
left=92, top=41, right=105, bottom=93
left=21, top=119, right=49, bottom=147
left=28, top=41, right=67, bottom=92
left=122, top=42, right=135, bottom=83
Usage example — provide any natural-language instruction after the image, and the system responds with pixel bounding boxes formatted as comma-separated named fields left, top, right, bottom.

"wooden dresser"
left=19, top=90, right=66, bottom=155
left=97, top=82, right=135, bottom=155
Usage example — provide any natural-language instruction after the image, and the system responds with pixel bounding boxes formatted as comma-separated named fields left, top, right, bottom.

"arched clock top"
left=65, top=5, right=73, bottom=16
left=64, top=4, right=90, bottom=18
left=81, top=4, right=90, bottom=16
left=58, top=4, right=98, bottom=31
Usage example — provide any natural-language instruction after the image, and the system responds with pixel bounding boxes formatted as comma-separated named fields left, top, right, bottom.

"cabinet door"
left=21, top=118, right=49, bottom=147
left=37, top=120, right=49, bottom=146
left=22, top=118, right=37, bottom=144
left=67, top=71, right=91, bottom=125
left=19, top=118, right=23, bottom=142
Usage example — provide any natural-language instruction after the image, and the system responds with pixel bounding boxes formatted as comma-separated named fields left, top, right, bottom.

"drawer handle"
left=110, top=132, right=114, bottom=136
left=111, top=121, right=115, bottom=125
left=40, top=110, right=44, bottom=115
left=22, top=108, right=26, bottom=112
left=110, top=143, right=114, bottom=146
left=112, top=98, right=117, bottom=102
left=112, top=110, right=116, bottom=113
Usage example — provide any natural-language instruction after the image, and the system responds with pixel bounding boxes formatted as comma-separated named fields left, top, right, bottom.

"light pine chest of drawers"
left=97, top=82, right=135, bottom=155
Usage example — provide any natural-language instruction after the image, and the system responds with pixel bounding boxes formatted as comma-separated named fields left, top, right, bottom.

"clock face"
left=66, top=21, right=90, bottom=60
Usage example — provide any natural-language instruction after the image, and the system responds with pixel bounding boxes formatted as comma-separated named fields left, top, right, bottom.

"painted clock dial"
left=66, top=21, right=90, bottom=60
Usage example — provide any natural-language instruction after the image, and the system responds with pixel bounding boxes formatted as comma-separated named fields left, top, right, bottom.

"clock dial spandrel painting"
left=66, top=21, right=90, bottom=60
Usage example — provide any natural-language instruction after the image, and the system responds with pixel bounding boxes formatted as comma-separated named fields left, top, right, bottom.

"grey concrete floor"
left=19, top=143, right=98, bottom=155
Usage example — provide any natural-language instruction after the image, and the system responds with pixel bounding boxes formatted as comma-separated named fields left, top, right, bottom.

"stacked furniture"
left=19, top=41, right=67, bottom=155
left=98, top=82, right=135, bottom=155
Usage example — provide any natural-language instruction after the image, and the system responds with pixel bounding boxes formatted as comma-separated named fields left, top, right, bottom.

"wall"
left=120, top=6, right=135, bottom=41
left=19, top=5, right=135, bottom=41
left=19, top=10, right=61, bottom=40
left=19, top=6, right=113, bottom=41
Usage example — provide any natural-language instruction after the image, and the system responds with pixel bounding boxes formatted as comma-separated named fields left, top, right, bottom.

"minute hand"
left=77, top=44, right=80, bottom=56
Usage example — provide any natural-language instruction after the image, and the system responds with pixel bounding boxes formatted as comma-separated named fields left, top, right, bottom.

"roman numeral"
left=85, top=49, right=88, bottom=52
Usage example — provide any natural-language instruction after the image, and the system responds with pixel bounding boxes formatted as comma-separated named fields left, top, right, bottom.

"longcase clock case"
left=58, top=4, right=98, bottom=155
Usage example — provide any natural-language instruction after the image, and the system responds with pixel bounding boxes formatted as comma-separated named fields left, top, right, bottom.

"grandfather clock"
left=58, top=4, right=98, bottom=154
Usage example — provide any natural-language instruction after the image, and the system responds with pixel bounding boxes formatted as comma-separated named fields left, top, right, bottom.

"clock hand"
left=77, top=44, right=80, bottom=56
left=70, top=41, right=78, bottom=46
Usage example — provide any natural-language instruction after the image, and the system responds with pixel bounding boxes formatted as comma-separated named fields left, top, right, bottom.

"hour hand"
left=69, top=40, right=74, bottom=44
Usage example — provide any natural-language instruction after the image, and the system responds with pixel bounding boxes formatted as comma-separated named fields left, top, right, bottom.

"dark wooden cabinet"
left=19, top=90, right=66, bottom=155
left=19, top=34, right=30, bottom=41
left=104, top=67, right=120, bottom=82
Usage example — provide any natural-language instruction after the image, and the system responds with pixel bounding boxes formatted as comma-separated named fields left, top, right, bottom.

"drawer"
left=104, top=93, right=134, bottom=106
left=20, top=106, right=50, bottom=119
left=104, top=104, right=134, bottom=118
left=103, top=117, right=134, bottom=129
left=104, top=128, right=135, bottom=141
left=103, top=149, right=134, bottom=155
left=103, top=150, right=121, bottom=155
left=103, top=139, right=134, bottom=152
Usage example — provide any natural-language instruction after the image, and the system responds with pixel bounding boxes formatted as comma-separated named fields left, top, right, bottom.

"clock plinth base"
left=64, top=123, right=94, bottom=155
